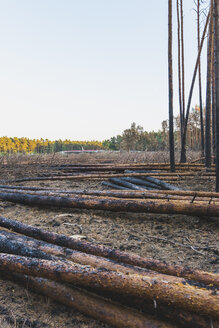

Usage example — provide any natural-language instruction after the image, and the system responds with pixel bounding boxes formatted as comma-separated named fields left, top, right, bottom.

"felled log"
left=125, top=170, right=181, bottom=190
left=1, top=272, right=215, bottom=328
left=0, top=185, right=217, bottom=202
left=0, top=230, right=154, bottom=277
left=108, top=291, right=218, bottom=328
left=48, top=163, right=216, bottom=172
left=122, top=177, right=161, bottom=189
left=0, top=272, right=171, bottom=328
left=8, top=170, right=216, bottom=183
left=0, top=253, right=218, bottom=318
left=0, top=216, right=218, bottom=287
left=126, top=171, right=181, bottom=191
left=0, top=191, right=218, bottom=216
left=102, top=181, right=130, bottom=190
left=109, top=178, right=146, bottom=190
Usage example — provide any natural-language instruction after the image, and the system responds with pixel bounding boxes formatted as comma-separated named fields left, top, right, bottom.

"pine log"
left=122, top=177, right=162, bottom=189
left=0, top=253, right=218, bottom=317
left=125, top=170, right=181, bottom=190
left=0, top=272, right=172, bottom=328
left=0, top=191, right=218, bottom=216
left=1, top=185, right=218, bottom=202
left=0, top=216, right=218, bottom=287
left=109, top=178, right=147, bottom=190
left=1, top=271, right=215, bottom=328
left=102, top=181, right=130, bottom=190
left=0, top=229, right=155, bottom=276
left=1, top=187, right=218, bottom=205
left=9, top=171, right=216, bottom=183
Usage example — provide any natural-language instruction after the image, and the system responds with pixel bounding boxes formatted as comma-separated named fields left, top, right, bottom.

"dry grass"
left=0, top=150, right=202, bottom=167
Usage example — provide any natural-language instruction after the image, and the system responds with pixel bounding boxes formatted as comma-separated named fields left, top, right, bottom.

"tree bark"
left=213, top=0, right=219, bottom=191
left=197, top=0, right=205, bottom=156
left=205, top=5, right=214, bottom=170
left=1, top=272, right=215, bottom=328
left=0, top=216, right=218, bottom=287
left=0, top=192, right=218, bottom=216
left=0, top=253, right=218, bottom=318
left=180, top=12, right=210, bottom=162
left=168, top=0, right=175, bottom=172
left=0, top=272, right=171, bottom=328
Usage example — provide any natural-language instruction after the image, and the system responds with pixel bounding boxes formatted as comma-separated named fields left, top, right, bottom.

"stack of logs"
left=0, top=216, right=218, bottom=328
left=102, top=170, right=182, bottom=191
left=0, top=185, right=218, bottom=217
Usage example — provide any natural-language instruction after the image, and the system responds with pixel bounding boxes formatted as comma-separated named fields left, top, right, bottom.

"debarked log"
left=0, top=191, right=218, bottom=217
left=0, top=253, right=218, bottom=318
left=102, top=181, right=130, bottom=190
left=121, top=177, right=162, bottom=189
left=109, top=178, right=146, bottom=190
left=125, top=171, right=181, bottom=191
left=0, top=216, right=218, bottom=287
left=0, top=272, right=174, bottom=328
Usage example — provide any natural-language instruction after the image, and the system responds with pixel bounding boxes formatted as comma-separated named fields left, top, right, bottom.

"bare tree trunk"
left=213, top=0, right=219, bottom=191
left=180, top=12, right=210, bottom=163
left=168, top=0, right=175, bottom=172
left=180, top=0, right=186, bottom=121
left=197, top=0, right=205, bottom=156
left=212, top=34, right=216, bottom=160
left=176, top=0, right=183, bottom=137
left=205, top=5, right=213, bottom=170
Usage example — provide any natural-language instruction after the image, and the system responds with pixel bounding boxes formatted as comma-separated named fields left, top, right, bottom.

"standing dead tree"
left=196, top=0, right=205, bottom=156
left=168, top=0, right=175, bottom=172
left=213, top=0, right=219, bottom=191
left=180, top=11, right=210, bottom=162
left=205, top=3, right=214, bottom=170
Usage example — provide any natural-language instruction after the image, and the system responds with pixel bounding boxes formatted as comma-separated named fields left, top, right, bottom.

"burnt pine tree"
left=176, top=0, right=183, bottom=137
left=205, top=4, right=213, bottom=170
left=180, top=11, right=210, bottom=163
left=212, top=36, right=216, bottom=158
left=168, top=0, right=175, bottom=171
left=180, top=0, right=186, bottom=122
left=197, top=0, right=205, bottom=156
left=213, top=0, right=219, bottom=191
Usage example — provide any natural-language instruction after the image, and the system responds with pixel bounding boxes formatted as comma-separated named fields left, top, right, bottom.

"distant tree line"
left=104, top=108, right=206, bottom=152
left=0, top=109, right=208, bottom=154
left=0, top=138, right=103, bottom=154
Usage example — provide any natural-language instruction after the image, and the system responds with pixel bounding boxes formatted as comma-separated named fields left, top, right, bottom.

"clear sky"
left=0, top=0, right=209, bottom=141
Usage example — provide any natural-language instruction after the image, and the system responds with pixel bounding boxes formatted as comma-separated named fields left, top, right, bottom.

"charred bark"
left=0, top=217, right=218, bottom=287
left=0, top=253, right=218, bottom=317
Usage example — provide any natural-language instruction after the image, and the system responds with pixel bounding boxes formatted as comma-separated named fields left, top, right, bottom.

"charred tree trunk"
left=168, top=0, right=175, bottom=172
left=0, top=253, right=218, bottom=318
left=197, top=0, right=205, bottom=156
left=0, top=273, right=169, bottom=328
left=176, top=0, right=183, bottom=135
left=205, top=5, right=214, bottom=170
left=212, top=44, right=216, bottom=159
left=0, top=192, right=218, bottom=216
left=180, top=12, right=210, bottom=163
left=1, top=272, right=215, bottom=328
left=0, top=217, right=218, bottom=287
left=214, top=0, right=219, bottom=191
left=180, top=0, right=185, bottom=122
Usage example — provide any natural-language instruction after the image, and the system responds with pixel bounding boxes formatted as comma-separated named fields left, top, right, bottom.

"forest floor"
left=0, top=153, right=218, bottom=328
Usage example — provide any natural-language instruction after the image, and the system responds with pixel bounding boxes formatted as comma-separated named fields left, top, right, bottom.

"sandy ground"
left=0, top=162, right=218, bottom=327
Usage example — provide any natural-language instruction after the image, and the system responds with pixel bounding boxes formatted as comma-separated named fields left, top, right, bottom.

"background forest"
left=0, top=106, right=206, bottom=154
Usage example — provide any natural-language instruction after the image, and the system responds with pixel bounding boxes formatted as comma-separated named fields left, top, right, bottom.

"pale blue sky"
left=0, top=0, right=209, bottom=140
